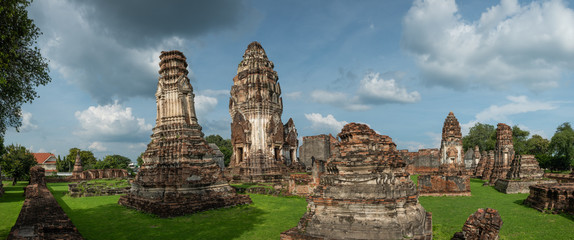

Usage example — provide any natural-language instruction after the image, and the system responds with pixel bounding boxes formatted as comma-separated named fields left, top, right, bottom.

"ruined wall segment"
left=282, top=123, right=432, bottom=240
left=229, top=42, right=299, bottom=181
left=487, top=123, right=514, bottom=184
left=118, top=50, right=250, bottom=217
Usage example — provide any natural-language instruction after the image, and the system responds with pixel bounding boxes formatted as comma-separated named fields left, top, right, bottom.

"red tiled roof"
left=32, top=153, right=56, bottom=164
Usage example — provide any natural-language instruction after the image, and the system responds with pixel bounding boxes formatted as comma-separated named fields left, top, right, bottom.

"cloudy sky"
left=6, top=0, right=574, bottom=161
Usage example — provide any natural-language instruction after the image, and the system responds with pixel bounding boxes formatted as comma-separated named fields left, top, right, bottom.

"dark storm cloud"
left=71, top=0, right=248, bottom=48
left=30, top=0, right=257, bottom=104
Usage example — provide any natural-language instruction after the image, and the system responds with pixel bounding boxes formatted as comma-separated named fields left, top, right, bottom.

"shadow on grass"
left=0, top=182, right=27, bottom=203
left=48, top=183, right=266, bottom=240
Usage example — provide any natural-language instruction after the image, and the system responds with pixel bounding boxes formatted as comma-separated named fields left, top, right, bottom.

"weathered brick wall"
left=418, top=175, right=471, bottom=196
left=68, top=181, right=131, bottom=197
left=288, top=173, right=314, bottom=196
left=401, top=148, right=440, bottom=175
left=8, top=166, right=83, bottom=240
left=452, top=208, right=503, bottom=240
left=495, top=179, right=556, bottom=194
left=524, top=183, right=574, bottom=214
left=544, top=173, right=574, bottom=183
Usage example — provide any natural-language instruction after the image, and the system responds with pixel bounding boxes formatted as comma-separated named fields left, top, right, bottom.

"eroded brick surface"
left=282, top=123, right=432, bottom=240
left=118, top=50, right=250, bottom=218
left=524, top=183, right=574, bottom=214
left=451, top=208, right=503, bottom=240
left=487, top=123, right=514, bottom=185
left=228, top=42, right=302, bottom=182
left=8, top=166, right=83, bottom=240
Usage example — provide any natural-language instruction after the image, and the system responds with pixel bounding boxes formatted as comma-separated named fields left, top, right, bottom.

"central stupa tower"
left=119, top=51, right=251, bottom=217
left=228, top=42, right=299, bottom=182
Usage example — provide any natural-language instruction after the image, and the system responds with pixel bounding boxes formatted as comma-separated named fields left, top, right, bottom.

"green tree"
left=65, top=148, right=97, bottom=170
left=549, top=122, right=574, bottom=171
left=0, top=0, right=51, bottom=137
left=0, top=144, right=36, bottom=185
left=462, top=123, right=496, bottom=152
left=512, top=125, right=530, bottom=155
left=526, top=134, right=550, bottom=156
left=97, top=155, right=132, bottom=169
left=136, top=152, right=144, bottom=166
left=205, top=134, right=233, bottom=167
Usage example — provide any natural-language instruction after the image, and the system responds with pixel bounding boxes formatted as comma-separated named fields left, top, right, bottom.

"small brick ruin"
left=299, top=134, right=337, bottom=171
left=401, top=148, right=440, bottom=175
left=68, top=181, right=131, bottom=197
left=228, top=42, right=302, bottom=182
left=418, top=112, right=470, bottom=196
left=523, top=183, right=574, bottom=214
left=451, top=208, right=503, bottom=240
left=8, top=166, right=83, bottom=240
left=118, top=50, right=251, bottom=218
left=495, top=155, right=555, bottom=194
left=282, top=123, right=432, bottom=240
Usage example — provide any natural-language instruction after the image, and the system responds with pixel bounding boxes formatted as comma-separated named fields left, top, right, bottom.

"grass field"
left=47, top=183, right=307, bottom=240
left=0, top=181, right=27, bottom=239
left=3, top=179, right=574, bottom=239
left=419, top=178, right=574, bottom=240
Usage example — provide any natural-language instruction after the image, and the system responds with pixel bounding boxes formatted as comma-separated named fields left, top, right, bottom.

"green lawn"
left=4, top=179, right=574, bottom=239
left=0, top=181, right=27, bottom=239
left=47, top=183, right=307, bottom=240
left=419, top=178, right=574, bottom=240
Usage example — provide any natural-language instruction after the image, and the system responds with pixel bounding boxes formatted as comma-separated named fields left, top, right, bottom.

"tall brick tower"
left=439, top=112, right=464, bottom=173
left=119, top=51, right=250, bottom=217
left=228, top=42, right=299, bottom=182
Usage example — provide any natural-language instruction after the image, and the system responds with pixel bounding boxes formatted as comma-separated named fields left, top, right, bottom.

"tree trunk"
left=12, top=178, right=17, bottom=186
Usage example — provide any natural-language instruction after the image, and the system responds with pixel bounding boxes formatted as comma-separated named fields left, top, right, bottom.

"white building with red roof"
left=32, top=153, right=58, bottom=175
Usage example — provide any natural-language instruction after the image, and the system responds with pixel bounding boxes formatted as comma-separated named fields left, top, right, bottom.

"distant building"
left=32, top=153, right=57, bottom=176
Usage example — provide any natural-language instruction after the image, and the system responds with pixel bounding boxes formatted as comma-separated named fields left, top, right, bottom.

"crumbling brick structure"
left=451, top=208, right=503, bottom=240
left=299, top=134, right=337, bottom=171
left=464, top=146, right=481, bottom=174
left=495, top=155, right=555, bottom=194
left=281, top=123, right=432, bottom=240
left=418, top=112, right=470, bottom=196
left=479, top=151, right=495, bottom=181
left=8, top=166, right=83, bottom=240
left=487, top=123, right=514, bottom=185
left=118, top=50, right=251, bottom=218
left=228, top=42, right=301, bottom=182
left=402, top=148, right=440, bottom=175
left=71, top=151, right=83, bottom=179
left=523, top=183, right=574, bottom=214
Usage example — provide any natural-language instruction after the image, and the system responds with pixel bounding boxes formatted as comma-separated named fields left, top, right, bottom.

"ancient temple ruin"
left=418, top=112, right=470, bottom=196
left=228, top=42, right=300, bottom=182
left=495, top=155, right=555, bottom=194
left=71, top=151, right=83, bottom=179
left=298, top=134, right=337, bottom=170
left=487, top=123, right=514, bottom=185
left=118, top=50, right=251, bottom=217
left=281, top=123, right=432, bottom=240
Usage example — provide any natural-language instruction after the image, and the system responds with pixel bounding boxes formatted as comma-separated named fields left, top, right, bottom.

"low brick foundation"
left=8, top=166, right=83, bottom=240
left=494, top=179, right=556, bottom=194
left=418, top=175, right=471, bottom=196
left=523, top=183, right=574, bottom=214
left=68, top=181, right=131, bottom=197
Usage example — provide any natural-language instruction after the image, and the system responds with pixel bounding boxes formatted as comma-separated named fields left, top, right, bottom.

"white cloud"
left=357, top=72, right=421, bottom=104
left=199, top=89, right=229, bottom=97
left=74, top=101, right=152, bottom=142
left=304, top=113, right=348, bottom=134
left=195, top=95, right=218, bottom=116
left=461, top=95, right=558, bottom=134
left=88, top=142, right=107, bottom=152
left=310, top=72, right=419, bottom=111
left=402, top=0, right=574, bottom=90
left=20, top=112, right=38, bottom=132
left=284, top=91, right=303, bottom=99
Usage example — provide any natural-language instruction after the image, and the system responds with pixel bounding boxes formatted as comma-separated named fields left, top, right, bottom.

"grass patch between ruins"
left=47, top=182, right=307, bottom=240
left=418, top=178, right=574, bottom=240
left=0, top=181, right=27, bottom=239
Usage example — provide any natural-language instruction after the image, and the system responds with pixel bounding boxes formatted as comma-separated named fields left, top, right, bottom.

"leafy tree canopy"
left=0, top=0, right=51, bottom=137
left=0, top=144, right=36, bottom=185
left=462, top=123, right=496, bottom=152
left=549, top=122, right=574, bottom=170
left=205, top=134, right=232, bottom=167
left=96, top=155, right=132, bottom=170
left=525, top=134, right=550, bottom=156
left=65, top=148, right=97, bottom=169
left=512, top=125, right=530, bottom=155
left=136, top=152, right=144, bottom=166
